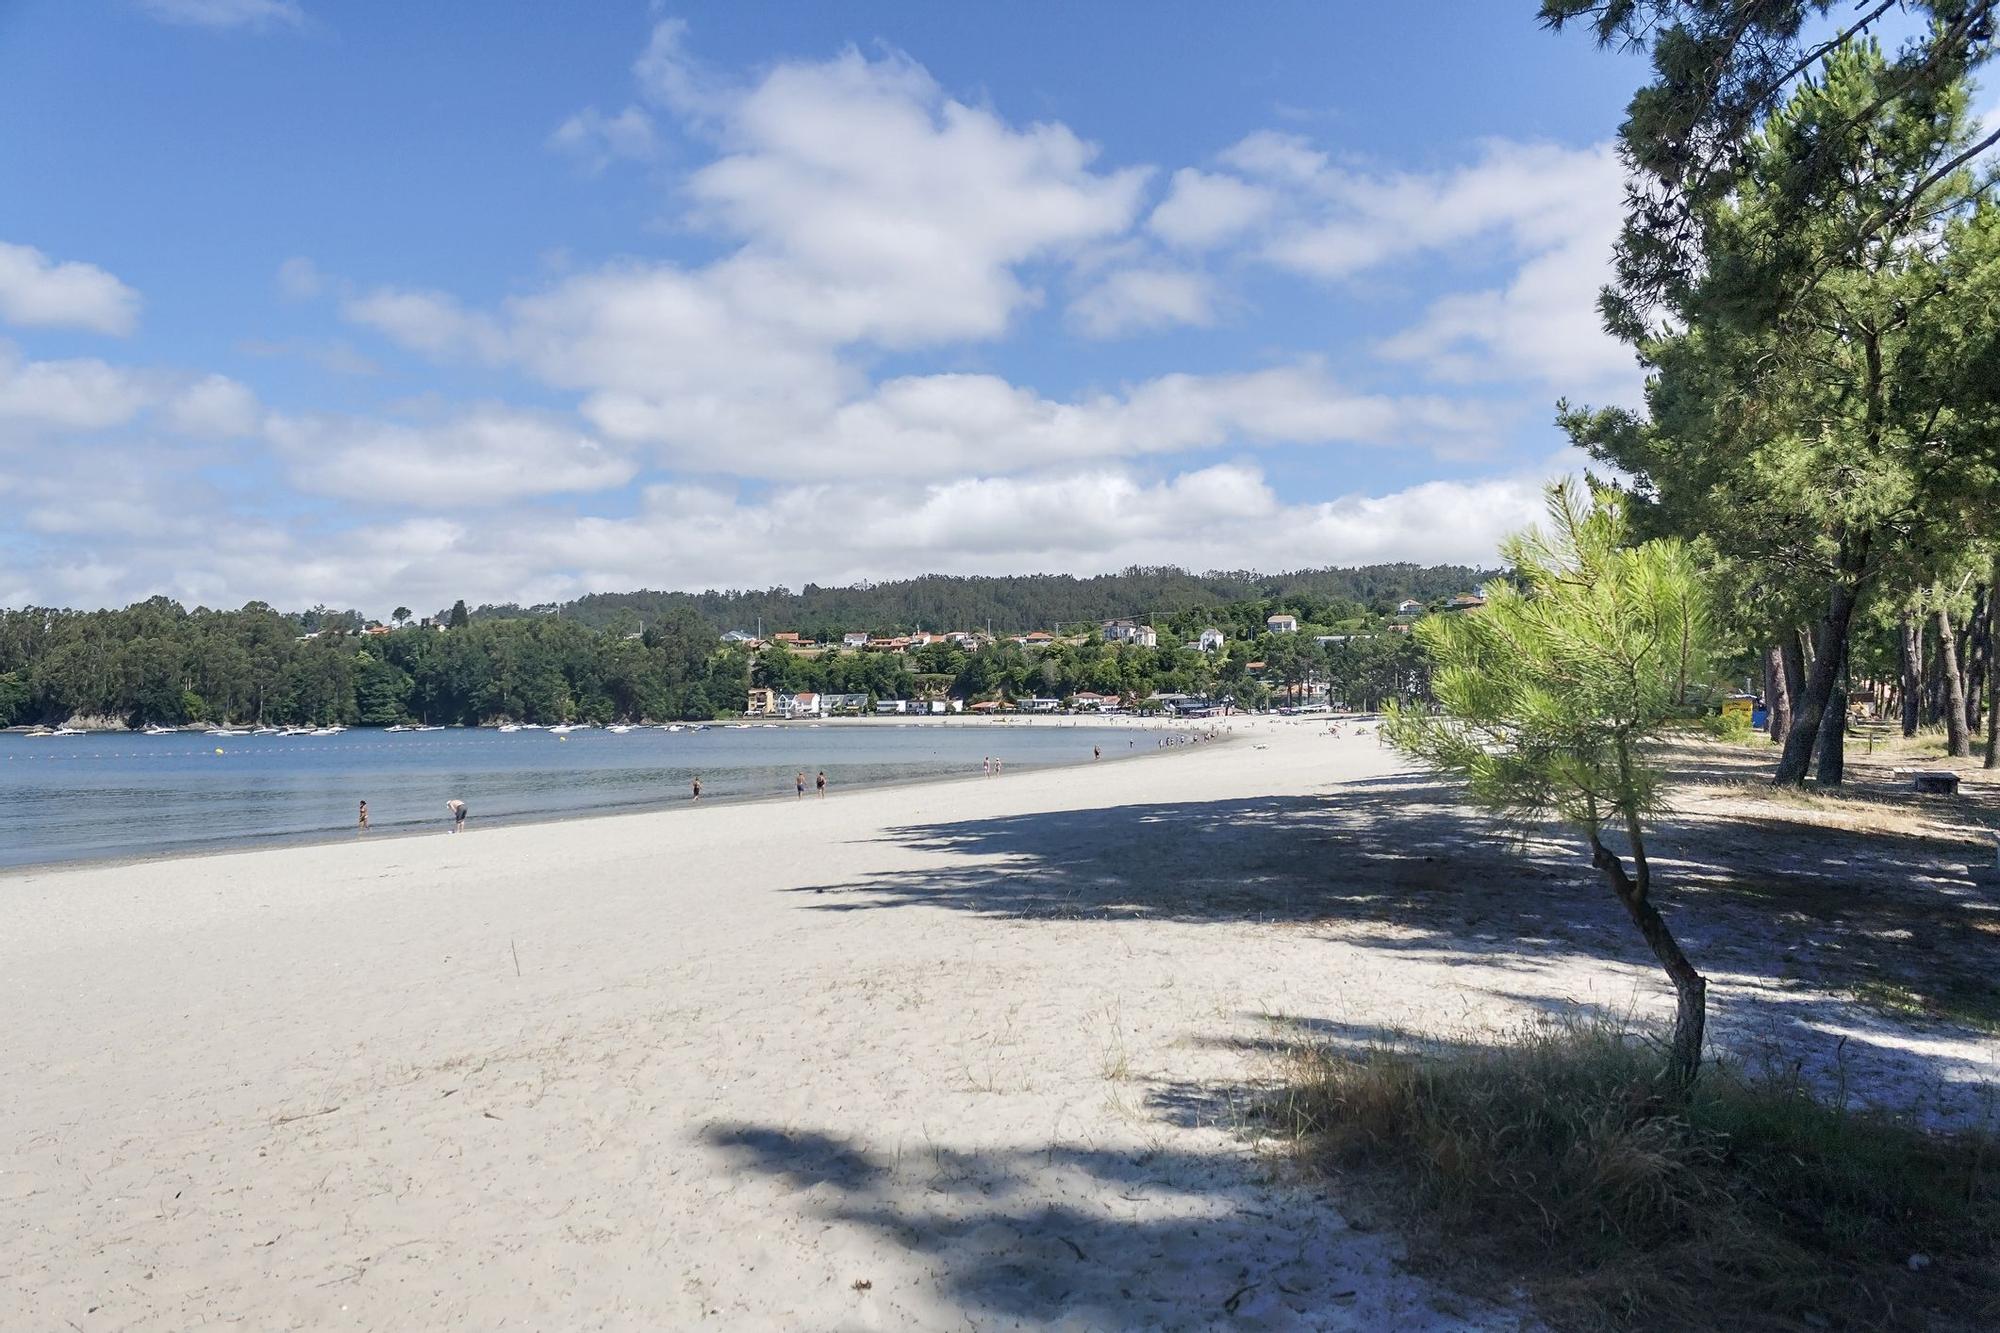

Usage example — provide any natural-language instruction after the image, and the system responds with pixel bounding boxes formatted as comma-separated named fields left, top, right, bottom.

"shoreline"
left=0, top=717, right=1236, bottom=881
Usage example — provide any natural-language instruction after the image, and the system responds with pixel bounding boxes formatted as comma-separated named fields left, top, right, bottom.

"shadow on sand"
left=787, top=769, right=2000, bottom=1107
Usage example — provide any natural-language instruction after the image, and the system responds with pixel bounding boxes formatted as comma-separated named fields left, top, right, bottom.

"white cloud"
left=1148, top=168, right=1275, bottom=249
left=1067, top=267, right=1218, bottom=338
left=460, top=462, right=1550, bottom=608
left=265, top=407, right=636, bottom=506
left=1378, top=234, right=1637, bottom=395
left=1219, top=130, right=1330, bottom=185
left=276, top=256, right=324, bottom=300
left=136, top=0, right=303, bottom=30
left=342, top=287, right=501, bottom=357
left=163, top=374, right=261, bottom=438
left=547, top=105, right=657, bottom=174
left=0, top=241, right=141, bottom=335
left=579, top=361, right=1500, bottom=480
left=0, top=347, right=154, bottom=433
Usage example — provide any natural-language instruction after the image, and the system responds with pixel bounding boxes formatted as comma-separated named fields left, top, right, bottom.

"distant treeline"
left=0, top=601, right=743, bottom=729
left=471, top=563, right=1497, bottom=636
left=0, top=562, right=1481, bottom=727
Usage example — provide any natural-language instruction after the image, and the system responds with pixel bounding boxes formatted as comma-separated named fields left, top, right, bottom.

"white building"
left=1197, top=627, right=1225, bottom=653
left=1396, top=599, right=1424, bottom=616
left=841, top=632, right=870, bottom=649
left=1103, top=618, right=1157, bottom=647
left=1266, top=614, right=1299, bottom=634
left=781, top=691, right=822, bottom=718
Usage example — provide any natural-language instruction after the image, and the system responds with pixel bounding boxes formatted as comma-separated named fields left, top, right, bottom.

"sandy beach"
left=5, top=715, right=1991, bottom=1330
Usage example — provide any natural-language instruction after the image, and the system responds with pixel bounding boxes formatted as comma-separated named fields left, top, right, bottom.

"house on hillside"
left=820, top=692, right=869, bottom=715
left=1019, top=697, right=1061, bottom=712
left=721, top=628, right=758, bottom=644
left=1445, top=593, right=1487, bottom=612
left=945, top=631, right=981, bottom=647
left=1069, top=691, right=1116, bottom=710
left=1266, top=614, right=1299, bottom=634
left=1103, top=619, right=1157, bottom=647
left=1395, top=599, right=1424, bottom=616
left=746, top=688, right=777, bottom=716
left=841, top=632, right=870, bottom=650
left=1197, top=627, right=1225, bottom=653
left=1023, top=631, right=1055, bottom=646
left=783, top=692, right=822, bottom=719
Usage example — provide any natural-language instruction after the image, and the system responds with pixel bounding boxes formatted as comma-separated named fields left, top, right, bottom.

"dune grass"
left=1272, top=1021, right=2000, bottom=1331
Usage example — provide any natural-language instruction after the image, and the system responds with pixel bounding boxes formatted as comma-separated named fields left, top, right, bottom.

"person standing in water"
left=1092, top=745, right=1100, bottom=761
left=816, top=770, right=827, bottom=797
left=691, top=776, right=702, bottom=801
left=358, top=799, right=369, bottom=832
left=796, top=771, right=806, bottom=798
left=446, top=799, right=467, bottom=832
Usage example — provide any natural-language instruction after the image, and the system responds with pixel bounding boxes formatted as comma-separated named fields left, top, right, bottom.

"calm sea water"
left=0, top=721, right=1163, bottom=870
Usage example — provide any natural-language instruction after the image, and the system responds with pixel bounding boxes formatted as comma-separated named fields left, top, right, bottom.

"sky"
left=0, top=0, right=1657, bottom=616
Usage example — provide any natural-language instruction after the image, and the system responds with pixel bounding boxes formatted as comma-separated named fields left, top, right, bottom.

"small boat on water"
left=606, top=724, right=634, bottom=734
left=309, top=727, right=340, bottom=737
left=548, top=723, right=584, bottom=734
left=498, top=724, right=522, bottom=733
left=252, top=727, right=282, bottom=736
left=143, top=724, right=177, bottom=736
left=520, top=723, right=545, bottom=730
left=210, top=728, right=248, bottom=737
left=24, top=727, right=55, bottom=737
left=662, top=724, right=683, bottom=732
left=414, top=725, right=443, bottom=732
left=386, top=724, right=414, bottom=733
left=281, top=726, right=313, bottom=736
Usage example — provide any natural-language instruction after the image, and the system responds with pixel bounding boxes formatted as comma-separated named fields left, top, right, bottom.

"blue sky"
left=0, top=0, right=1654, bottom=615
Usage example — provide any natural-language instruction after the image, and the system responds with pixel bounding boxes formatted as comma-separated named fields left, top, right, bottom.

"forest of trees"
left=1542, top=3, right=2000, bottom=786
left=468, top=563, right=1495, bottom=637
left=0, top=569, right=1464, bottom=728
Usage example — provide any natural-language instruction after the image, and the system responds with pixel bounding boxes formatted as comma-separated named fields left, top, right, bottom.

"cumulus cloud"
left=1147, top=168, right=1275, bottom=249
left=1067, top=267, right=1219, bottom=338
left=0, top=241, right=141, bottom=335
left=547, top=105, right=657, bottom=174
left=1137, top=133, right=1631, bottom=393
left=0, top=346, right=155, bottom=433
left=162, top=374, right=261, bottom=438
left=135, top=0, right=303, bottom=30
left=265, top=407, right=636, bottom=506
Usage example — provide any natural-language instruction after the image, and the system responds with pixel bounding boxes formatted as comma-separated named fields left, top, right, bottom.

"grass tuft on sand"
left=1272, top=1021, right=2000, bottom=1332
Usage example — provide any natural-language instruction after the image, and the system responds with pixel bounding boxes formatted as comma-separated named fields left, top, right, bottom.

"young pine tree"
left=1386, top=480, right=1717, bottom=1088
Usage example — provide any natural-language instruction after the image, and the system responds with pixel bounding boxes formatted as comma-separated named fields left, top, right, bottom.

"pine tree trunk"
left=1763, top=645, right=1790, bottom=743
left=1900, top=612, right=1923, bottom=737
left=1967, top=587, right=1988, bottom=735
left=1590, top=832, right=1705, bottom=1089
left=1989, top=555, right=2000, bottom=770
left=1777, top=579, right=1862, bottom=786
left=1817, top=670, right=1847, bottom=785
left=1939, top=607, right=1972, bottom=758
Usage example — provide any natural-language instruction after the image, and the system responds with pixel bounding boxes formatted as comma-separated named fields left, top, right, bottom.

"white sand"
left=16, top=714, right=1979, bottom=1329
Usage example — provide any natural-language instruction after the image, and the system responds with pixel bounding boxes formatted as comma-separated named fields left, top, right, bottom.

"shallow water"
left=0, top=721, right=1164, bottom=870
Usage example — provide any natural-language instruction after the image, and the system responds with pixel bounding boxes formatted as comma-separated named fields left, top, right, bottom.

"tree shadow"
left=695, top=1118, right=1514, bottom=1328
left=787, top=769, right=2000, bottom=1116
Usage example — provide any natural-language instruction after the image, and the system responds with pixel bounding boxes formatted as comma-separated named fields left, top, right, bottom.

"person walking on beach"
left=796, top=770, right=806, bottom=798
left=983, top=756, right=991, bottom=776
left=816, top=770, right=827, bottom=797
left=357, top=799, right=369, bottom=832
left=446, top=798, right=467, bottom=832
left=691, top=776, right=702, bottom=801
left=1093, top=745, right=1100, bottom=761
